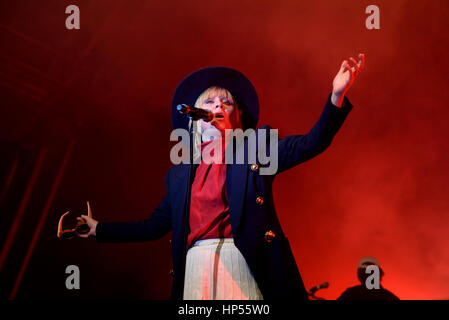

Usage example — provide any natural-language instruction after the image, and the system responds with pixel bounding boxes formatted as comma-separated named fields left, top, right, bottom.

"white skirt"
left=183, top=238, right=263, bottom=300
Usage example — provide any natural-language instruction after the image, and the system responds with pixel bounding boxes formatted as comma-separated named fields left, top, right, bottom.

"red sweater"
left=187, top=139, right=233, bottom=248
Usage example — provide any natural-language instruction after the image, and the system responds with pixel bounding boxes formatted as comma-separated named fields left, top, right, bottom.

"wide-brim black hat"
left=171, top=66, right=259, bottom=130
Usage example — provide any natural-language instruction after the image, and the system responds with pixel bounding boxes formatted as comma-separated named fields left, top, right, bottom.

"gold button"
left=264, top=230, right=275, bottom=243
left=169, top=269, right=175, bottom=277
left=256, top=196, right=264, bottom=205
left=250, top=164, right=259, bottom=171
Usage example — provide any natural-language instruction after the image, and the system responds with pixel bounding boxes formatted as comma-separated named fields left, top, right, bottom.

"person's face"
left=199, top=94, right=241, bottom=133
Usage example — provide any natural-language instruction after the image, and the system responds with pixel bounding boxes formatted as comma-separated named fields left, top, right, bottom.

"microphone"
left=307, top=282, right=329, bottom=295
left=176, top=104, right=214, bottom=122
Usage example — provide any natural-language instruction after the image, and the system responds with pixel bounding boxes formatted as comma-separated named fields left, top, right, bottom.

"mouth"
left=214, top=113, right=224, bottom=119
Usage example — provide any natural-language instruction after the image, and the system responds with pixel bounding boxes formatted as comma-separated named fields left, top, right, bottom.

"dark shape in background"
left=0, top=0, right=448, bottom=299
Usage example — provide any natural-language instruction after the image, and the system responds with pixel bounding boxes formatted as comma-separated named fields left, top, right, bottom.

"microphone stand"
left=307, top=282, right=329, bottom=300
left=181, top=119, right=195, bottom=299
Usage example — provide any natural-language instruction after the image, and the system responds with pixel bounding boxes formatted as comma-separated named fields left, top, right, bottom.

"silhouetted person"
left=337, top=256, right=399, bottom=300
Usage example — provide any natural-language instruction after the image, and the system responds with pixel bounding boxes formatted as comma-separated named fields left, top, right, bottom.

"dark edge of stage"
left=2, top=300, right=447, bottom=319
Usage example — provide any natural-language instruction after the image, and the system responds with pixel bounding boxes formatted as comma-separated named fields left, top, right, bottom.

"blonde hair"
left=193, top=86, right=235, bottom=109
left=190, top=87, right=237, bottom=160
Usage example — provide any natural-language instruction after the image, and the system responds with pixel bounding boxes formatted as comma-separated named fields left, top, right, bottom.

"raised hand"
left=331, top=53, right=365, bottom=107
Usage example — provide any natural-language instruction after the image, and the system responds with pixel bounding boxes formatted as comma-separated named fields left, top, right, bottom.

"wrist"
left=331, top=91, right=344, bottom=107
left=92, top=221, right=98, bottom=236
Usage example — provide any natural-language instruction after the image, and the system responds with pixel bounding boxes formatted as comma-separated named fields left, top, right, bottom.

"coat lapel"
left=226, top=137, right=249, bottom=238
left=226, top=163, right=248, bottom=238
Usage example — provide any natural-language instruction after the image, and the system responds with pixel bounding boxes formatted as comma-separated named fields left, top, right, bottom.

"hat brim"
left=358, top=256, right=380, bottom=268
left=171, top=66, right=259, bottom=131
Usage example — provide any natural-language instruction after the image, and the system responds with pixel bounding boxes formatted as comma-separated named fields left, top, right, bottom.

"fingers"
left=358, top=53, right=365, bottom=70
left=349, top=57, right=360, bottom=74
left=351, top=53, right=366, bottom=74
left=80, top=215, right=91, bottom=225
left=339, top=60, right=347, bottom=72
left=347, top=64, right=354, bottom=79
left=343, top=60, right=354, bottom=78
left=341, top=53, right=365, bottom=77
left=76, top=222, right=94, bottom=238
left=87, top=201, right=92, bottom=218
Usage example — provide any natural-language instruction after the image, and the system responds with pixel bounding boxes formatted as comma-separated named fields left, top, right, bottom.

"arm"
left=78, top=170, right=173, bottom=243
left=277, top=53, right=365, bottom=174
left=95, top=190, right=172, bottom=243
left=277, top=94, right=353, bottom=173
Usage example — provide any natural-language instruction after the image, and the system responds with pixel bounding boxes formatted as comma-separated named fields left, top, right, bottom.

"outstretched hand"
left=76, top=201, right=98, bottom=238
left=331, top=53, right=365, bottom=107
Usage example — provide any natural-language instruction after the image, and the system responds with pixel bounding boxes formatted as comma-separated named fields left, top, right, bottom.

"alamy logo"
left=170, top=128, right=279, bottom=175
left=365, top=265, right=380, bottom=289
left=65, top=265, right=80, bottom=289
left=65, top=5, right=80, bottom=30
left=365, top=5, right=380, bottom=30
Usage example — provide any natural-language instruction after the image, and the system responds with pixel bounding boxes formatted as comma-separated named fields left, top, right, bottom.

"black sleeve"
left=277, top=93, right=353, bottom=174
left=95, top=170, right=172, bottom=243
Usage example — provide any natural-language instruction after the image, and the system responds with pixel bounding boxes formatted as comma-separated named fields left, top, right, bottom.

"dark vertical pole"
left=180, top=121, right=194, bottom=300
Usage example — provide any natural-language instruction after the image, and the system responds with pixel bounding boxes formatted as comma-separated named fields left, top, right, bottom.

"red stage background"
left=0, top=0, right=448, bottom=299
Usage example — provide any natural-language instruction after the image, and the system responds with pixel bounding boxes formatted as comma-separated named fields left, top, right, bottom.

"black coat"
left=337, top=285, right=400, bottom=300
left=95, top=94, right=353, bottom=300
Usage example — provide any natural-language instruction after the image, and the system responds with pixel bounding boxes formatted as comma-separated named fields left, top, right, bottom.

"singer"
left=72, top=55, right=365, bottom=300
